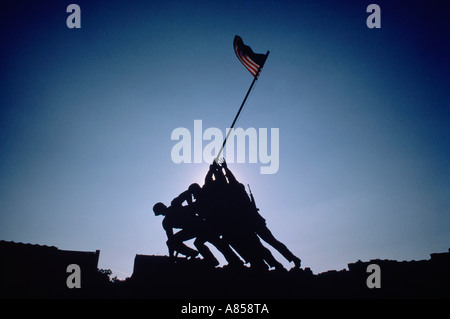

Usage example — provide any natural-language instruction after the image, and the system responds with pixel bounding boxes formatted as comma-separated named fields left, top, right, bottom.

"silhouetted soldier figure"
left=199, top=161, right=230, bottom=231
left=153, top=202, right=198, bottom=259
left=153, top=199, right=220, bottom=267
left=221, top=160, right=301, bottom=269
left=175, top=183, right=244, bottom=268
left=192, top=161, right=284, bottom=271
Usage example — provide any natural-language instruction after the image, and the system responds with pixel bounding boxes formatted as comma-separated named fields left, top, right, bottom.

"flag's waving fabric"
left=233, top=35, right=267, bottom=78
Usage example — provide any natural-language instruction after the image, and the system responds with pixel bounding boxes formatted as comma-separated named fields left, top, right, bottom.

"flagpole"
left=215, top=50, right=270, bottom=163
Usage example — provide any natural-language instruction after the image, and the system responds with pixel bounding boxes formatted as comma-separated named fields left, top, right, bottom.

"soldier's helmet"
left=153, top=202, right=167, bottom=216
left=188, top=183, right=201, bottom=196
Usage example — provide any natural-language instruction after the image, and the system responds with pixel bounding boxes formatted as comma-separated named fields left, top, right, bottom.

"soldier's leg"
left=194, top=236, right=219, bottom=267
left=227, top=229, right=270, bottom=271
left=208, top=235, right=244, bottom=266
left=167, top=230, right=198, bottom=258
left=251, top=234, right=285, bottom=271
left=256, top=225, right=301, bottom=268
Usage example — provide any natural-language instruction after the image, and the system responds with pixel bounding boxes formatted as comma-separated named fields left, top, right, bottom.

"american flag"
left=233, top=35, right=268, bottom=78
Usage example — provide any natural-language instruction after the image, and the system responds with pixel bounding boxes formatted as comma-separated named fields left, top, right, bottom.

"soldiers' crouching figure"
left=153, top=202, right=200, bottom=260
left=153, top=196, right=243, bottom=268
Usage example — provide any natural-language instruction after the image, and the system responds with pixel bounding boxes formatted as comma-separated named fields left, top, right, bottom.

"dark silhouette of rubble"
left=0, top=240, right=448, bottom=299
left=126, top=251, right=449, bottom=299
left=0, top=240, right=111, bottom=298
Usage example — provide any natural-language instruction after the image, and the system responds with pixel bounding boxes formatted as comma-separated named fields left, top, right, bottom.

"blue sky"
left=1, top=0, right=449, bottom=279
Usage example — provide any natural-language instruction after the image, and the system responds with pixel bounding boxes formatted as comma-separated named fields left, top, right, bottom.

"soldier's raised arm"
left=171, top=189, right=193, bottom=207
left=222, top=159, right=237, bottom=184
left=204, top=162, right=216, bottom=186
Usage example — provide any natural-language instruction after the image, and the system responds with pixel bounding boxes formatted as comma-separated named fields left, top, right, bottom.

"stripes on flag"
left=233, top=35, right=268, bottom=78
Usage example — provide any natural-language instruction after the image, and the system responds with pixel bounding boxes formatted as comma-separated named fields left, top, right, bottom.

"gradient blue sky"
left=1, top=0, right=449, bottom=279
